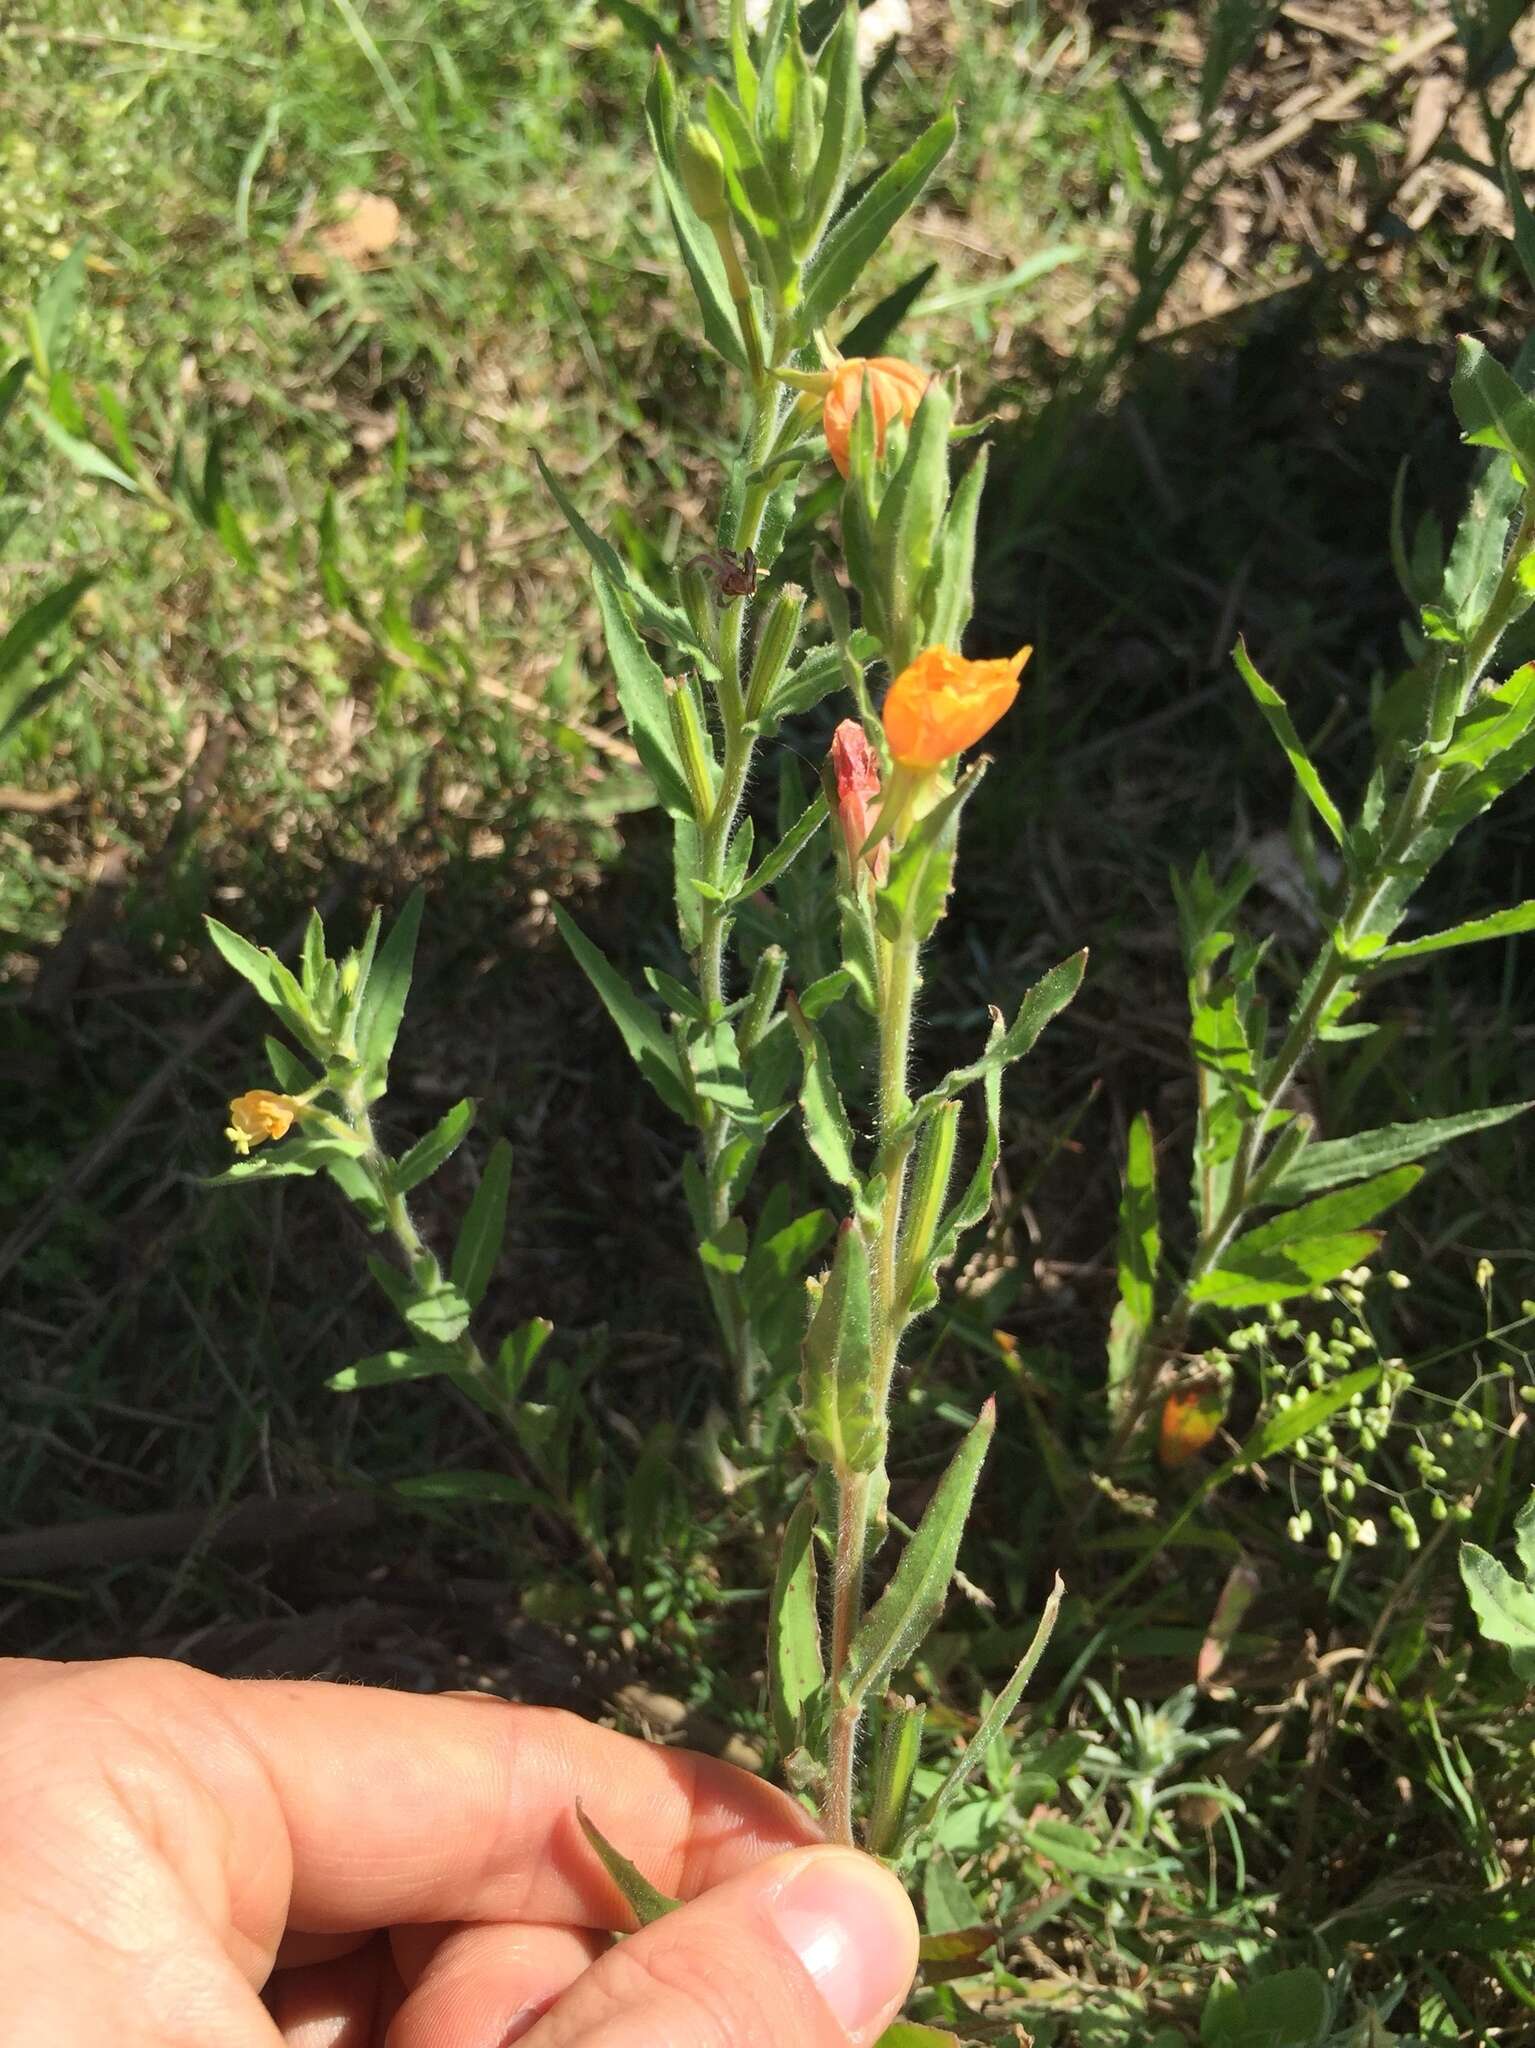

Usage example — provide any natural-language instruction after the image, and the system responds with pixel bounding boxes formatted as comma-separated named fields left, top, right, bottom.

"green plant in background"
left=1101, top=331, right=1535, bottom=1473
left=203, top=895, right=622, bottom=1577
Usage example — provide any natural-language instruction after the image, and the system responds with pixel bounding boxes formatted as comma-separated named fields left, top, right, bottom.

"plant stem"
left=693, top=379, right=785, bottom=1423
left=1108, top=491, right=1535, bottom=1465
left=820, top=915, right=923, bottom=1844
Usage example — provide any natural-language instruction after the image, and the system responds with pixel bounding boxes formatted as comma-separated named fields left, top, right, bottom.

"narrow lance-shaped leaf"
left=1264, top=1100, right=1530, bottom=1201
left=911, top=1572, right=1064, bottom=1842
left=552, top=906, right=690, bottom=1120
left=920, top=443, right=988, bottom=652
left=787, top=997, right=861, bottom=1195
left=800, top=1220, right=882, bottom=1474
left=328, top=1346, right=463, bottom=1393
left=392, top=1098, right=475, bottom=1196
left=576, top=1806, right=682, bottom=1926
left=738, top=793, right=827, bottom=898
left=907, top=950, right=1086, bottom=1135
left=1232, top=639, right=1344, bottom=847
left=355, top=886, right=424, bottom=1093
left=1235, top=1364, right=1381, bottom=1466
left=1106, top=1112, right=1158, bottom=1402
left=798, top=110, right=958, bottom=338
left=0, top=571, right=95, bottom=682
left=204, top=916, right=319, bottom=1053
left=534, top=452, right=704, bottom=663
left=843, top=1400, right=995, bottom=1709
left=767, top=1495, right=824, bottom=1756
left=1234, top=1165, right=1423, bottom=1250
left=451, top=1138, right=513, bottom=1309
left=1375, top=899, right=1535, bottom=965
left=592, top=570, right=696, bottom=819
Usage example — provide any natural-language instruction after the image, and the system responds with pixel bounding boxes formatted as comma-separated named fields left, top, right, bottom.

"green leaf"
left=576, top=1805, right=682, bottom=1926
left=0, top=359, right=28, bottom=435
left=908, top=950, right=1086, bottom=1134
left=553, top=906, right=690, bottom=1119
left=768, top=1495, right=824, bottom=1756
left=1235, top=1364, right=1381, bottom=1466
left=844, top=1401, right=995, bottom=1709
left=534, top=453, right=703, bottom=662
left=327, top=1346, right=462, bottom=1392
left=1236, top=1166, right=1423, bottom=1251
left=788, top=1001, right=861, bottom=1195
left=395, top=1470, right=540, bottom=1506
left=1115, top=1112, right=1159, bottom=1332
left=921, top=444, right=988, bottom=652
left=355, top=886, right=423, bottom=1092
left=800, top=1220, right=882, bottom=1473
left=1202, top=1967, right=1330, bottom=2048
left=1452, top=336, right=1535, bottom=481
left=738, top=793, right=827, bottom=898
left=451, top=1137, right=513, bottom=1307
left=34, top=409, right=139, bottom=493
left=404, top=1285, right=473, bottom=1344
left=31, top=241, right=88, bottom=371
left=798, top=110, right=957, bottom=337
left=698, top=1216, right=749, bottom=1273
left=1190, top=1232, right=1383, bottom=1309
left=497, top=1317, right=554, bottom=1403
left=874, top=2021, right=963, bottom=2048
left=1517, top=1489, right=1535, bottom=1582
left=592, top=569, right=695, bottom=819
left=1232, top=639, right=1344, bottom=847
left=1439, top=662, right=1535, bottom=771
left=800, top=2, right=864, bottom=244
left=0, top=571, right=95, bottom=682
left=921, top=1845, right=983, bottom=1936
left=1460, top=1541, right=1535, bottom=1675
left=264, top=1037, right=315, bottom=1095
left=1264, top=1101, right=1530, bottom=1201
left=391, top=1098, right=475, bottom=1195
left=1375, top=898, right=1535, bottom=964
left=913, top=1573, right=1064, bottom=1841
left=876, top=378, right=954, bottom=646
left=204, top=916, right=317, bottom=1048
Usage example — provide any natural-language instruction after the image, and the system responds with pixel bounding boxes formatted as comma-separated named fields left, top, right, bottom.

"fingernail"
left=769, top=1850, right=918, bottom=2043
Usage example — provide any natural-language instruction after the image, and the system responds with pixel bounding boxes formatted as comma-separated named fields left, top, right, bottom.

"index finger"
left=97, top=1661, right=815, bottom=1937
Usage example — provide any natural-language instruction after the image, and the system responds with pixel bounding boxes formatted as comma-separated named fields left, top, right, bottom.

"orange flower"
left=226, top=1088, right=301, bottom=1156
left=822, top=356, right=929, bottom=479
left=882, top=644, right=1029, bottom=769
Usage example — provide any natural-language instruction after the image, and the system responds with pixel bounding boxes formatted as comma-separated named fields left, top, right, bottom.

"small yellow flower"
left=882, top=644, right=1029, bottom=769
left=822, top=356, right=929, bottom=479
left=226, top=1088, right=301, bottom=1156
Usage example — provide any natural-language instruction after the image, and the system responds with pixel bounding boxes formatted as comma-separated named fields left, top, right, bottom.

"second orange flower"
left=882, top=644, right=1029, bottom=769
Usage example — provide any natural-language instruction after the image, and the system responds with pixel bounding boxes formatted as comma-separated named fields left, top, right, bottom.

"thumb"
left=524, top=1844, right=919, bottom=2048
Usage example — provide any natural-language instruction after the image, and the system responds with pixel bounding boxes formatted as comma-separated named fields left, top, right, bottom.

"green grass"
left=6, top=1, right=1535, bottom=2040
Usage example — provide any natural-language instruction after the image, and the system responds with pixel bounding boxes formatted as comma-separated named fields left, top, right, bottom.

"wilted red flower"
left=830, top=718, right=886, bottom=881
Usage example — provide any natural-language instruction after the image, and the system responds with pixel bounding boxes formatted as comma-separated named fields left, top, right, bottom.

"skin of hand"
left=0, top=1657, right=918, bottom=2048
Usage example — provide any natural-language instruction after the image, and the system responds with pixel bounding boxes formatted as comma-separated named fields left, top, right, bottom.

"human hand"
left=0, top=1657, right=917, bottom=2047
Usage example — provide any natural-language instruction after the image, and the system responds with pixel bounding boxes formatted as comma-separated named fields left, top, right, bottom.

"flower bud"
left=677, top=121, right=731, bottom=227
left=829, top=718, right=886, bottom=883
left=822, top=356, right=929, bottom=478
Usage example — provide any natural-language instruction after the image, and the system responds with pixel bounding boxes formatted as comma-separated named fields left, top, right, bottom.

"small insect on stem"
left=685, top=545, right=758, bottom=598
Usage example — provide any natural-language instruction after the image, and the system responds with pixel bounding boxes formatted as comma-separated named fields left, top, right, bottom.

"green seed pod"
left=897, top=1099, right=960, bottom=1310
left=745, top=582, right=807, bottom=721
left=665, top=675, right=719, bottom=820
left=679, top=560, right=719, bottom=664
left=866, top=1697, right=926, bottom=1857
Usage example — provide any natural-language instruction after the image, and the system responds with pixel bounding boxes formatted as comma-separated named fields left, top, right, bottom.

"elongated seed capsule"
left=679, top=560, right=719, bottom=664
left=897, top=1099, right=960, bottom=1309
left=665, top=676, right=719, bottom=820
left=745, top=583, right=807, bottom=721
left=738, top=945, right=787, bottom=1057
left=866, top=1698, right=926, bottom=1857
